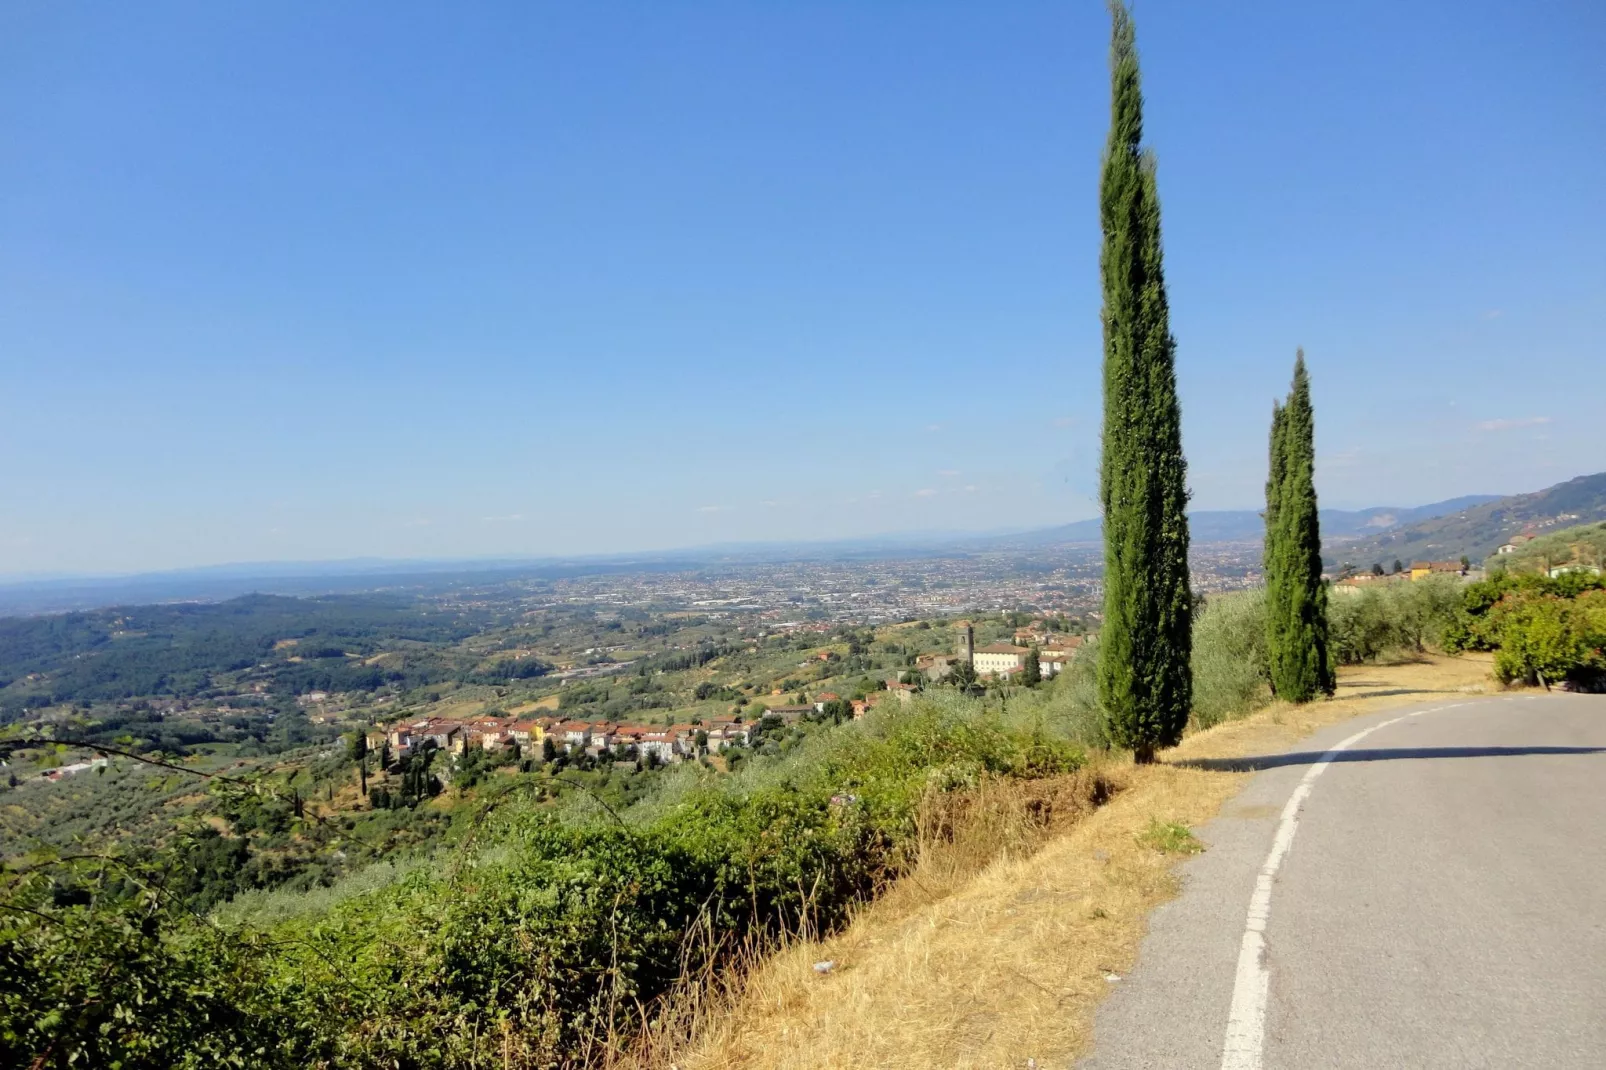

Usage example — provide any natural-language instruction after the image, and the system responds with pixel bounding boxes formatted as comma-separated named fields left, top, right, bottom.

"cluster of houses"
left=365, top=618, right=1100, bottom=772
left=374, top=713, right=759, bottom=765
left=371, top=685, right=917, bottom=768
left=371, top=711, right=779, bottom=766
left=1332, top=559, right=1478, bottom=595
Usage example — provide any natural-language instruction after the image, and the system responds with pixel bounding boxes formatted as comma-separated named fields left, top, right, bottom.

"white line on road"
left=1218, top=702, right=1466, bottom=1070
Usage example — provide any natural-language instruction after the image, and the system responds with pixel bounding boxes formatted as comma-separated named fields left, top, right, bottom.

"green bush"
left=1, top=879, right=311, bottom=1069
left=2, top=692, right=1086, bottom=1069
left=1328, top=577, right=1463, bottom=665
left=1444, top=570, right=1606, bottom=687
left=1488, top=592, right=1605, bottom=686
left=1190, top=580, right=1468, bottom=727
left=1190, top=590, right=1270, bottom=728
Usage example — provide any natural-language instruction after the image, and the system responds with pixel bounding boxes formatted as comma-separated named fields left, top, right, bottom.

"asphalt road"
left=1080, top=692, right=1606, bottom=1069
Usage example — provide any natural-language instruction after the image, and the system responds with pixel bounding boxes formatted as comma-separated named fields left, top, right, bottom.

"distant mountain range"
left=981, top=494, right=1504, bottom=548
left=1004, top=473, right=1606, bottom=567
left=1327, top=472, right=1606, bottom=568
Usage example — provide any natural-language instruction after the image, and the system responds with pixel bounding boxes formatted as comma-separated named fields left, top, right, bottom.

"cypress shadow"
left=1175, top=745, right=1606, bottom=772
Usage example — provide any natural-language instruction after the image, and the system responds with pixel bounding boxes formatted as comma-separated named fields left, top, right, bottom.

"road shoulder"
left=672, top=654, right=1498, bottom=1070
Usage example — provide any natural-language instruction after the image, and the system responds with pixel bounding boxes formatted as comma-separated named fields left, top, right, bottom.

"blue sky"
left=2, top=1, right=1602, bottom=576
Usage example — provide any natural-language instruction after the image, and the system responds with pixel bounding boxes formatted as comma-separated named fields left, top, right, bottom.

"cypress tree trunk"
left=1265, top=351, right=1334, bottom=700
left=1096, top=1, right=1193, bottom=764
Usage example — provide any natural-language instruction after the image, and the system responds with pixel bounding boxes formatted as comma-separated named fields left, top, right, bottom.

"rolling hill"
left=1327, top=472, right=1606, bottom=568
left=1486, top=520, right=1606, bottom=574
left=995, top=495, right=1503, bottom=548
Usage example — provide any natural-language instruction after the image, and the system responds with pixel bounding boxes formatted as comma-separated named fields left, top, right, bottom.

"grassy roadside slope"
left=661, top=653, right=1497, bottom=1070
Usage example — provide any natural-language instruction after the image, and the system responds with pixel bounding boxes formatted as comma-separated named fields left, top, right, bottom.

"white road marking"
left=1218, top=702, right=1466, bottom=1070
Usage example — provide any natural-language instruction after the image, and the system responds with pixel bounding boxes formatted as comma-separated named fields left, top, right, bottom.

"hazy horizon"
left=0, top=488, right=1528, bottom=584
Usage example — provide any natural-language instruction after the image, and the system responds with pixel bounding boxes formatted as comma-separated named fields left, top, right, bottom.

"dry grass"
left=640, top=653, right=1498, bottom=1070
left=431, top=696, right=493, bottom=720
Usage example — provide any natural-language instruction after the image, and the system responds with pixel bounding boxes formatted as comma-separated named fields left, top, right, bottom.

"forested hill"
left=0, top=593, right=502, bottom=711
left=1327, top=472, right=1606, bottom=568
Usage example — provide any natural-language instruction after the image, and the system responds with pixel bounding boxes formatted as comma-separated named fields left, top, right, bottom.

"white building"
left=973, top=644, right=1029, bottom=678
left=558, top=721, right=592, bottom=751
left=706, top=721, right=752, bottom=750
left=1039, top=653, right=1071, bottom=678
left=639, top=731, right=681, bottom=764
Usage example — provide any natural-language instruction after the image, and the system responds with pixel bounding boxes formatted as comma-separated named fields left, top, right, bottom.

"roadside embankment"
left=654, top=653, right=1496, bottom=1070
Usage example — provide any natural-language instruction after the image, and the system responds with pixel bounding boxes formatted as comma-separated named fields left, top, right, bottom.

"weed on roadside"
left=1136, top=817, right=1202, bottom=855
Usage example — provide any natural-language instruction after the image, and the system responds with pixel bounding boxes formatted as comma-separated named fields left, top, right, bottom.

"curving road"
left=1080, top=692, right=1606, bottom=1069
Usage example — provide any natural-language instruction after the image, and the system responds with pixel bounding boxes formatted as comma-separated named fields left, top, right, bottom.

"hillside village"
left=366, top=619, right=1092, bottom=773
left=1330, top=515, right=1606, bottom=595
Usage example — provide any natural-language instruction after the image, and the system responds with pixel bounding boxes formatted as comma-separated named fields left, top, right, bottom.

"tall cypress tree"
left=1264, top=398, right=1289, bottom=692
left=1264, top=351, right=1333, bottom=701
left=1096, top=1, right=1192, bottom=763
left=1264, top=399, right=1286, bottom=569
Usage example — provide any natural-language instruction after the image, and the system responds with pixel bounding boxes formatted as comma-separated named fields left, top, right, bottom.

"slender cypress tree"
left=1264, top=399, right=1289, bottom=694
left=1264, top=351, right=1333, bottom=700
left=1264, top=399, right=1286, bottom=574
left=1096, top=1, right=1192, bottom=763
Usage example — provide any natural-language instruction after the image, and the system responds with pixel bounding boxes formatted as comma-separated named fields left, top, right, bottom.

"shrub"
left=1487, top=593, right=1602, bottom=686
left=1190, top=590, right=1270, bottom=728
left=3, top=690, right=1090, bottom=1069
left=1436, top=570, right=1606, bottom=689
left=1328, top=588, right=1398, bottom=665
left=0, top=878, right=311, bottom=1069
left=1328, top=577, right=1463, bottom=665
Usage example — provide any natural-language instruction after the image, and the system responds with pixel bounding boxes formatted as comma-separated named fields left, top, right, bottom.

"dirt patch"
left=508, top=695, right=560, bottom=715
left=657, top=653, right=1499, bottom=1070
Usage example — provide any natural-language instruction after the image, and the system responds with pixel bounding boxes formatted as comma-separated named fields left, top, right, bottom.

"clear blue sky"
left=3, top=1, right=1602, bottom=576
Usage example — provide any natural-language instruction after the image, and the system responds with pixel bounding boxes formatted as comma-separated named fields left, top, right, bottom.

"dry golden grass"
left=429, top=696, right=493, bottom=720
left=647, top=653, right=1498, bottom=1070
left=508, top=695, right=561, bottom=715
